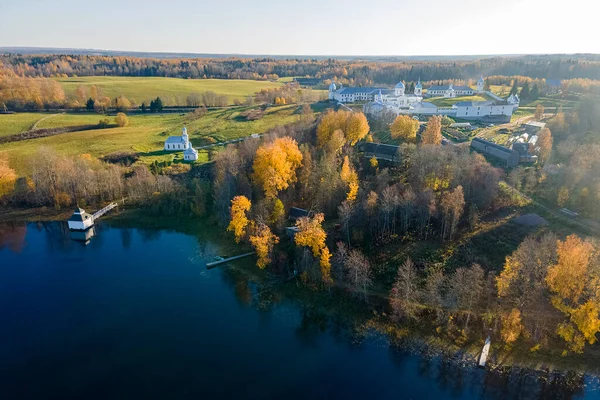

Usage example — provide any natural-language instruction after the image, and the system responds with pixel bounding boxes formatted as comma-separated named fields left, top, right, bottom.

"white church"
left=164, top=127, right=198, bottom=161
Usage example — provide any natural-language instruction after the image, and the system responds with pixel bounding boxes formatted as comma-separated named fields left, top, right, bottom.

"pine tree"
left=510, top=81, right=519, bottom=96
left=530, top=84, right=539, bottom=100
left=86, top=97, right=95, bottom=111
left=520, top=81, right=530, bottom=99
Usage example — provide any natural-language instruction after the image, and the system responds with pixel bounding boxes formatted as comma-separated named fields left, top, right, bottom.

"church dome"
left=478, top=76, right=485, bottom=83
left=329, top=82, right=336, bottom=91
left=415, top=80, right=422, bottom=88
left=395, top=81, right=405, bottom=89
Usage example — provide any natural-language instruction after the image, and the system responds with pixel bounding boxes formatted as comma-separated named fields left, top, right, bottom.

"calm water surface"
left=1, top=222, right=599, bottom=399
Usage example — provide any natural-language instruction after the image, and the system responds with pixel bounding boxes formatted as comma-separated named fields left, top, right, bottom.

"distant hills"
left=0, top=46, right=525, bottom=61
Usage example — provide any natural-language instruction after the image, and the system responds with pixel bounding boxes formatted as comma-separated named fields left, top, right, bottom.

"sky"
left=0, top=0, right=597, bottom=56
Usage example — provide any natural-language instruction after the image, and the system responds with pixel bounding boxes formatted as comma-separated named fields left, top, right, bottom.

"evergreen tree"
left=484, top=78, right=491, bottom=91
left=86, top=97, right=95, bottom=111
left=520, top=81, right=530, bottom=99
left=530, top=84, right=539, bottom=100
left=510, top=81, right=519, bottom=96
left=149, top=97, right=163, bottom=113
left=141, top=102, right=147, bottom=113
left=154, top=97, right=163, bottom=112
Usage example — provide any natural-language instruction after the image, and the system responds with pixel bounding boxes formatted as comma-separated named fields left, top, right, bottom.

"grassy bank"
left=0, top=104, right=307, bottom=176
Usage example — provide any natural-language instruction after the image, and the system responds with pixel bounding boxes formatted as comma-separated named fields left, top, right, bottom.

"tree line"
left=4, top=53, right=600, bottom=86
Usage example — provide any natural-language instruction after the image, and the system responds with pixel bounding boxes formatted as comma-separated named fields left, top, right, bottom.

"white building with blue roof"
left=164, top=127, right=190, bottom=151
left=184, top=145, right=198, bottom=161
left=328, top=79, right=422, bottom=105
left=426, top=83, right=475, bottom=97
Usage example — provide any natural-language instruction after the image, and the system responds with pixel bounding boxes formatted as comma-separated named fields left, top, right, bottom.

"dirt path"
left=31, top=112, right=65, bottom=130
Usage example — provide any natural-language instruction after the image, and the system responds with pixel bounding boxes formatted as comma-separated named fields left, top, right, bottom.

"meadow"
left=55, top=76, right=283, bottom=105
left=424, top=95, right=489, bottom=107
left=0, top=104, right=306, bottom=176
left=0, top=113, right=44, bottom=137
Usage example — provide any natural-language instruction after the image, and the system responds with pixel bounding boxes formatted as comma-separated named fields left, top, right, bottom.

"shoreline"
left=2, top=208, right=600, bottom=377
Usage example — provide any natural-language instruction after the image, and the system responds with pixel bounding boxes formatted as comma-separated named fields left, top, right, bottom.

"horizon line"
left=1, top=46, right=597, bottom=59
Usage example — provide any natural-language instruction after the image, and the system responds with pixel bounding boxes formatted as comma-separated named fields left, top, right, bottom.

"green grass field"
left=424, top=95, right=489, bottom=107
left=0, top=105, right=306, bottom=175
left=55, top=76, right=283, bottom=105
left=0, top=113, right=44, bottom=137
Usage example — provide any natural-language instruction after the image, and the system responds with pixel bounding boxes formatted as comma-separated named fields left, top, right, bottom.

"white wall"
left=455, top=104, right=513, bottom=118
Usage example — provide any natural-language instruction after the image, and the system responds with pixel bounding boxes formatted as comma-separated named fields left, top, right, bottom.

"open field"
left=424, top=94, right=488, bottom=107
left=0, top=113, right=44, bottom=137
left=0, top=105, right=306, bottom=175
left=55, top=76, right=283, bottom=105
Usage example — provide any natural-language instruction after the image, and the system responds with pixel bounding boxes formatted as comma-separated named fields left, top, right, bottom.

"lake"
left=1, top=222, right=599, bottom=399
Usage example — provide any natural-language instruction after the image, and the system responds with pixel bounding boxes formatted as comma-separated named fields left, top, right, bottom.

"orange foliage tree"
left=316, top=109, right=369, bottom=147
left=0, top=153, right=17, bottom=199
left=421, top=115, right=442, bottom=145
left=226, top=195, right=252, bottom=242
left=340, top=156, right=359, bottom=202
left=249, top=222, right=279, bottom=269
left=252, top=137, right=303, bottom=199
left=390, top=115, right=419, bottom=142
left=294, top=213, right=332, bottom=283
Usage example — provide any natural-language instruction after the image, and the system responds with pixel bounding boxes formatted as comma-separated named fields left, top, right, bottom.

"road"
left=31, top=112, right=65, bottom=130
left=195, top=134, right=262, bottom=150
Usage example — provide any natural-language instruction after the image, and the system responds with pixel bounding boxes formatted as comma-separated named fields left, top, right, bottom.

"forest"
left=4, top=53, right=600, bottom=86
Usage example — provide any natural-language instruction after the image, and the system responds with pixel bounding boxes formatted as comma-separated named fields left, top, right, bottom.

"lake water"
left=1, top=222, right=599, bottom=399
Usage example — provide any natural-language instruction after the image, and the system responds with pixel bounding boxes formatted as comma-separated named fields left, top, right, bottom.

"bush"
left=115, top=112, right=129, bottom=127
left=98, top=118, right=111, bottom=128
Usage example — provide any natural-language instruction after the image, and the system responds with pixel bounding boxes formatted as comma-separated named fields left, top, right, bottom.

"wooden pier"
left=479, top=336, right=491, bottom=367
left=206, top=252, right=255, bottom=269
left=92, top=203, right=118, bottom=220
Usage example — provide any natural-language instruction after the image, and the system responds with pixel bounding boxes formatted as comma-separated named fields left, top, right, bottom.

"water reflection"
left=0, top=222, right=27, bottom=253
left=70, top=226, right=96, bottom=245
left=1, top=222, right=598, bottom=399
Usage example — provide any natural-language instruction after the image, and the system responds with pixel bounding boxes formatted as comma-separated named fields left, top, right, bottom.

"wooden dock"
left=479, top=336, right=491, bottom=367
left=206, top=252, right=255, bottom=269
left=92, top=203, right=118, bottom=220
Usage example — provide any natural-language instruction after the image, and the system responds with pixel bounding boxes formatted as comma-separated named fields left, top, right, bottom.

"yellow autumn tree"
left=295, top=213, right=333, bottom=284
left=270, top=198, right=285, bottom=226
left=320, top=246, right=332, bottom=284
left=557, top=186, right=569, bottom=207
left=345, top=112, right=370, bottom=145
left=295, top=213, right=327, bottom=257
left=534, top=104, right=544, bottom=120
left=501, top=308, right=523, bottom=345
left=326, top=129, right=346, bottom=154
left=421, top=115, right=442, bottom=145
left=369, top=156, right=378, bottom=169
left=226, top=195, right=252, bottom=242
left=317, top=109, right=349, bottom=147
left=115, top=112, right=129, bottom=127
left=537, top=127, right=553, bottom=163
left=390, top=115, right=419, bottom=142
left=249, top=223, right=279, bottom=269
left=569, top=300, right=600, bottom=346
left=253, top=137, right=303, bottom=199
left=316, top=110, right=369, bottom=147
left=340, top=156, right=359, bottom=202
left=0, top=153, right=17, bottom=198
left=546, top=235, right=593, bottom=304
